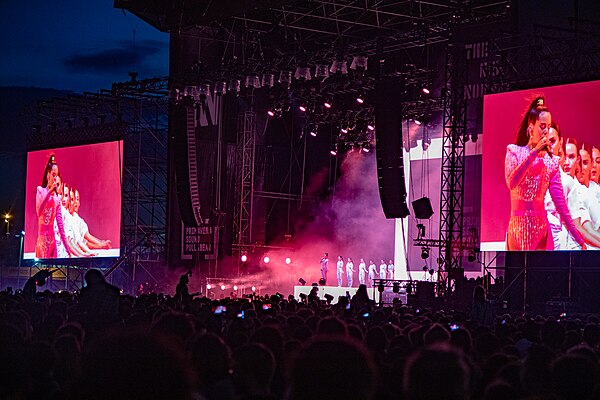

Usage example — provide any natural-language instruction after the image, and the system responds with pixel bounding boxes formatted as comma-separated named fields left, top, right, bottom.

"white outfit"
left=358, top=261, right=367, bottom=285
left=379, top=263, right=387, bottom=280
left=544, top=169, right=584, bottom=250
left=387, top=263, right=395, bottom=279
left=346, top=261, right=354, bottom=287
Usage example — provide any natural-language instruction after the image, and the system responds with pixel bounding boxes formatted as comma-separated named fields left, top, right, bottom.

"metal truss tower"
left=438, top=40, right=467, bottom=294
left=233, top=110, right=256, bottom=252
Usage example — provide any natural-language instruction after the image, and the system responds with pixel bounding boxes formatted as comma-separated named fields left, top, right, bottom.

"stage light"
left=299, top=105, right=307, bottom=112
left=233, top=285, right=238, bottom=291
left=378, top=283, right=385, bottom=293
left=356, top=95, right=364, bottom=104
left=324, top=101, right=332, bottom=109
left=241, top=254, right=248, bottom=262
left=414, top=119, right=422, bottom=125
left=267, top=109, right=275, bottom=117
left=285, top=257, right=291, bottom=265
left=468, top=251, right=476, bottom=263
left=362, top=147, right=370, bottom=153
left=263, top=256, right=270, bottom=264
left=228, top=79, right=241, bottom=93
left=295, top=66, right=311, bottom=81
left=310, top=129, right=317, bottom=137
left=341, top=127, right=348, bottom=134
left=330, top=149, right=337, bottom=156
left=421, top=247, right=430, bottom=259
left=350, top=55, right=368, bottom=72
left=417, top=223, right=426, bottom=238
left=251, top=286, right=257, bottom=292
left=315, top=64, right=330, bottom=81
left=220, top=284, right=226, bottom=290
left=206, top=284, right=212, bottom=290
left=279, top=70, right=292, bottom=88
left=214, top=81, right=227, bottom=96
left=393, top=281, right=400, bottom=293
left=262, top=73, right=275, bottom=88
left=422, top=87, right=430, bottom=94
left=245, top=75, right=261, bottom=89
left=367, top=123, right=375, bottom=131
left=330, top=60, right=348, bottom=75
left=298, top=278, right=306, bottom=286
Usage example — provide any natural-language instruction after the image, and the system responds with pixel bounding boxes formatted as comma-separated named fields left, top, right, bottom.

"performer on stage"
left=368, top=260, right=377, bottom=287
left=320, top=253, right=329, bottom=284
left=379, top=259, right=387, bottom=280
left=53, top=174, right=69, bottom=258
left=35, top=155, right=70, bottom=258
left=336, top=256, right=344, bottom=287
left=358, top=258, right=367, bottom=286
left=346, top=257, right=354, bottom=287
left=72, top=188, right=112, bottom=250
left=387, top=259, right=395, bottom=280
left=504, top=97, right=585, bottom=250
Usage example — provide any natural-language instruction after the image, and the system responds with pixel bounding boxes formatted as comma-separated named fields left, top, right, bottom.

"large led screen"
left=481, top=80, right=600, bottom=251
left=24, top=141, right=122, bottom=259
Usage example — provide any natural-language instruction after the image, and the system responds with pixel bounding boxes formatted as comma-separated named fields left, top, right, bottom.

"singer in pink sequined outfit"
left=504, top=97, right=585, bottom=251
left=35, top=155, right=70, bottom=258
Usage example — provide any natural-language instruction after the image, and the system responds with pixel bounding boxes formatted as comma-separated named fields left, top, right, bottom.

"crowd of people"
left=320, top=253, right=396, bottom=287
left=35, top=155, right=112, bottom=259
left=505, top=96, right=600, bottom=250
left=2, top=269, right=600, bottom=400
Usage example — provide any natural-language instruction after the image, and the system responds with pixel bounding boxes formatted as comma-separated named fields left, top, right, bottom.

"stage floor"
left=294, top=285, right=407, bottom=304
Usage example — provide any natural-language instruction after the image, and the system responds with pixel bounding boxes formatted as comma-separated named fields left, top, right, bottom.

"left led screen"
left=23, top=141, right=123, bottom=260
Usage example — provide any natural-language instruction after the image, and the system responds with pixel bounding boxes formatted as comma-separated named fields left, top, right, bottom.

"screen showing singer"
left=481, top=80, right=600, bottom=251
left=23, top=141, right=122, bottom=259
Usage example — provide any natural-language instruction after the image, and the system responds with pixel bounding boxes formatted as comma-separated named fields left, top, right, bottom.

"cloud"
left=63, top=40, right=165, bottom=74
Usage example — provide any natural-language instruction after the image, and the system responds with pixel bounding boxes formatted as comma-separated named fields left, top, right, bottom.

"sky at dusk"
left=0, top=0, right=169, bottom=92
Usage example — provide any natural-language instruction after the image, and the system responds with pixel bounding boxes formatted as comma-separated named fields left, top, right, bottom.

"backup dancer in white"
left=358, top=258, right=367, bottom=286
left=336, top=256, right=344, bottom=287
left=346, top=257, right=355, bottom=287
left=379, top=259, right=387, bottom=280
left=368, top=260, right=377, bottom=287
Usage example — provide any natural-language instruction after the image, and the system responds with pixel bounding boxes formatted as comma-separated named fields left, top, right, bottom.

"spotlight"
left=468, top=251, right=476, bottom=263
left=315, top=64, right=330, bottom=81
left=245, top=75, right=261, bottom=89
left=422, top=87, right=430, bottom=94
left=323, top=100, right=332, bottom=109
left=421, top=247, right=430, bottom=259
left=285, top=257, right=291, bottom=265
left=233, top=285, right=238, bottom=291
left=330, top=60, right=348, bottom=75
left=341, top=127, right=348, bottom=134
left=392, top=281, right=400, bottom=293
left=206, top=284, right=212, bottom=290
left=299, top=105, right=307, bottom=112
left=298, top=278, right=306, bottom=286
left=414, top=119, right=422, bottom=125
left=263, top=256, right=270, bottom=264
left=330, top=149, right=337, bottom=156
left=367, top=123, right=375, bottom=131
left=362, top=146, right=370, bottom=153
left=378, top=283, right=385, bottom=293
left=295, top=66, right=311, bottom=80
left=350, top=55, right=368, bottom=73
left=406, top=282, right=413, bottom=295
left=309, top=130, right=317, bottom=137
left=267, top=109, right=275, bottom=117
left=220, top=284, right=226, bottom=290
left=417, top=223, right=426, bottom=238
left=356, top=95, right=364, bottom=104
left=241, top=254, right=248, bottom=262
left=252, top=286, right=256, bottom=292
left=278, top=70, right=292, bottom=88
left=262, top=73, right=275, bottom=88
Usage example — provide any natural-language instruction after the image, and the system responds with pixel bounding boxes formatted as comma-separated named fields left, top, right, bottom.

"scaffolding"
left=233, top=111, right=256, bottom=253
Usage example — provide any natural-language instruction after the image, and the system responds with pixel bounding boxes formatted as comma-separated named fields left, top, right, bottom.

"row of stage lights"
left=266, top=91, right=368, bottom=119
left=206, top=283, right=257, bottom=292
left=241, top=254, right=292, bottom=265
left=175, top=56, right=369, bottom=102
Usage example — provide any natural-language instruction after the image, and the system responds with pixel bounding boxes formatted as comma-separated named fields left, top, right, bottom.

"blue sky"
left=0, top=0, right=169, bottom=92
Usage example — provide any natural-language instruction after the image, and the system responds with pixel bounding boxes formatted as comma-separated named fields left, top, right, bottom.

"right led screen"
left=481, top=80, right=600, bottom=251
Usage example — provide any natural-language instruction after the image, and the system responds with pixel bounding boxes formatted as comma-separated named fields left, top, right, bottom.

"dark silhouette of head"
left=84, top=269, right=105, bottom=287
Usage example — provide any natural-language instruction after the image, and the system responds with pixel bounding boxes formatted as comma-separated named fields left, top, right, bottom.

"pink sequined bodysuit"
left=505, top=145, right=584, bottom=250
left=35, top=186, right=69, bottom=258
